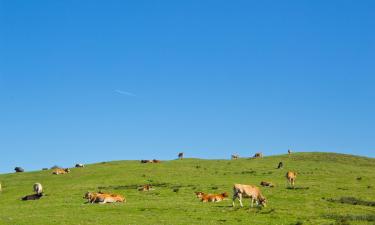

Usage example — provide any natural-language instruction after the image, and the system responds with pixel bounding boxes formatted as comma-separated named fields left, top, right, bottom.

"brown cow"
left=195, top=192, right=228, bottom=202
left=286, top=171, right=297, bottom=188
left=84, top=192, right=125, bottom=204
left=52, top=168, right=70, bottom=175
left=260, top=181, right=274, bottom=188
left=138, top=184, right=154, bottom=191
left=232, top=184, right=267, bottom=208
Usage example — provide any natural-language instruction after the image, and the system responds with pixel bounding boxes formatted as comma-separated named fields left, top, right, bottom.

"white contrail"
left=114, top=89, right=136, bottom=97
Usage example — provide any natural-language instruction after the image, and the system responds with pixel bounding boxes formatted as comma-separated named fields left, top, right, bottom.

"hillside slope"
left=0, top=152, right=374, bottom=225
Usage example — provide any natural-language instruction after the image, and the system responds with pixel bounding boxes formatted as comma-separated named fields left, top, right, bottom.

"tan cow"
left=232, top=184, right=267, bottom=208
left=286, top=171, right=297, bottom=188
left=84, top=192, right=125, bottom=204
left=52, top=168, right=70, bottom=175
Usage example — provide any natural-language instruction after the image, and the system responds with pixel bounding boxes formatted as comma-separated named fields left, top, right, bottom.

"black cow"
left=14, top=167, right=24, bottom=173
left=22, top=193, right=43, bottom=201
left=277, top=162, right=283, bottom=169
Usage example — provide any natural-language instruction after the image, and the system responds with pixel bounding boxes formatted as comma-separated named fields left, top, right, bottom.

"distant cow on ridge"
left=14, top=167, right=24, bottom=173
left=253, top=152, right=263, bottom=158
left=178, top=152, right=184, bottom=160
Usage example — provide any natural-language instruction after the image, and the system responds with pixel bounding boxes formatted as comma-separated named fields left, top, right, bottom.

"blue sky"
left=0, top=1, right=374, bottom=173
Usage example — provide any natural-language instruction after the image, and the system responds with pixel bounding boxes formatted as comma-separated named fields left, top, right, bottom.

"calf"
left=22, top=193, right=43, bottom=201
left=33, top=183, right=43, bottom=194
left=197, top=192, right=229, bottom=202
left=232, top=184, right=267, bottom=208
left=14, top=167, right=24, bottom=173
left=138, top=184, right=154, bottom=191
left=52, top=168, right=70, bottom=175
left=286, top=171, right=297, bottom=188
left=260, top=181, right=274, bottom=187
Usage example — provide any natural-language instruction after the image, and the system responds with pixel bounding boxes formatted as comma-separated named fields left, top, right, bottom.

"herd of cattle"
left=0, top=150, right=297, bottom=208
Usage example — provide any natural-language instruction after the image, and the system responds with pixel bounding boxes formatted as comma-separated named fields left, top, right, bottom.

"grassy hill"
left=0, top=152, right=374, bottom=225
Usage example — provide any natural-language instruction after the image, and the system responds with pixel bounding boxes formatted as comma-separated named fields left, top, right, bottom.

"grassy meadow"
left=0, top=152, right=374, bottom=225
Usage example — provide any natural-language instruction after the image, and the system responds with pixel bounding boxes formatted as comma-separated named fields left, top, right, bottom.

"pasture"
left=0, top=152, right=374, bottom=225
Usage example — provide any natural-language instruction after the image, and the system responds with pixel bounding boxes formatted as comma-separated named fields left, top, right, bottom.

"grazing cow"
left=260, top=181, right=274, bottom=188
left=196, top=192, right=229, bottom=202
left=75, top=163, right=84, bottom=168
left=140, top=160, right=153, bottom=163
left=22, top=193, right=43, bottom=201
left=138, top=184, right=154, bottom=191
left=253, top=152, right=263, bottom=158
left=277, top=162, right=283, bottom=169
left=84, top=192, right=125, bottom=204
left=178, top=152, right=184, bottom=160
left=33, top=183, right=43, bottom=194
left=52, top=168, right=70, bottom=175
left=286, top=171, right=297, bottom=188
left=232, top=184, right=267, bottom=208
left=152, top=159, right=161, bottom=163
left=14, top=167, right=24, bottom=173
left=231, top=154, right=239, bottom=160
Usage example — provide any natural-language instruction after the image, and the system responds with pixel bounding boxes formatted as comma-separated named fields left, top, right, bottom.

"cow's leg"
left=250, top=197, right=254, bottom=208
left=232, top=193, right=237, bottom=207
left=238, top=193, right=243, bottom=207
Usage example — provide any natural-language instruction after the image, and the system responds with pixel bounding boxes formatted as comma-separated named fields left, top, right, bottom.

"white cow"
left=33, top=183, right=43, bottom=194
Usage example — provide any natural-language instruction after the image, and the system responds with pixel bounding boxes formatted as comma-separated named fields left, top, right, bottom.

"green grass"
left=0, top=152, right=374, bottom=225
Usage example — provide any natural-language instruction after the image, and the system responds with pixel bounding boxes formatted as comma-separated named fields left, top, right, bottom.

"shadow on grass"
left=325, top=197, right=375, bottom=207
left=286, top=186, right=310, bottom=190
left=323, top=214, right=375, bottom=223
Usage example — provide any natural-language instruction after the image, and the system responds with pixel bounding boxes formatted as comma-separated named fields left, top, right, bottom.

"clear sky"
left=0, top=1, right=374, bottom=173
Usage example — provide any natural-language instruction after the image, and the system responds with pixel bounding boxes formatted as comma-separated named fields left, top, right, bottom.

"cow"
left=84, top=192, right=125, bottom=204
left=0, top=182, right=2, bottom=192
left=196, top=192, right=229, bottom=202
left=52, top=168, right=70, bottom=175
left=277, top=162, right=283, bottom=169
left=232, top=184, right=267, bottom=208
left=140, top=160, right=153, bottom=163
left=260, top=181, right=274, bottom=188
left=288, top=149, right=292, bottom=155
left=14, top=167, right=24, bottom=173
left=253, top=152, right=263, bottom=158
left=22, top=193, right=43, bottom=201
left=178, top=152, right=184, bottom=160
left=42, top=168, right=49, bottom=170
left=75, top=163, right=84, bottom=168
left=138, top=184, right=154, bottom=191
left=231, top=154, right=239, bottom=160
left=33, top=183, right=43, bottom=194
left=286, top=171, right=297, bottom=188
left=152, top=159, right=161, bottom=163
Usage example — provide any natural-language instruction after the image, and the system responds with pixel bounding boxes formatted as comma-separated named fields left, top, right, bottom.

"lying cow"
left=286, top=171, right=297, bottom=188
left=52, top=168, right=70, bottom=175
left=22, top=193, right=43, bottom=201
left=253, top=152, right=263, bottom=158
left=140, top=160, right=153, bottom=163
left=14, top=167, right=24, bottom=173
left=33, top=183, right=43, bottom=194
left=231, top=154, right=239, bottom=160
left=84, top=192, right=125, bottom=204
left=75, top=163, right=84, bottom=168
left=195, top=192, right=228, bottom=202
left=232, top=184, right=267, bottom=208
left=260, top=181, right=274, bottom=188
left=152, top=159, right=161, bottom=163
left=138, top=184, right=154, bottom=191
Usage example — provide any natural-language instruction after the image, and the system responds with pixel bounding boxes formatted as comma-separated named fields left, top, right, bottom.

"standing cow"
left=33, top=183, right=43, bottom=194
left=178, top=152, right=184, bottom=160
left=14, top=167, right=24, bottom=173
left=232, top=184, right=267, bottom=208
left=253, top=152, right=263, bottom=158
left=286, top=171, right=297, bottom=188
